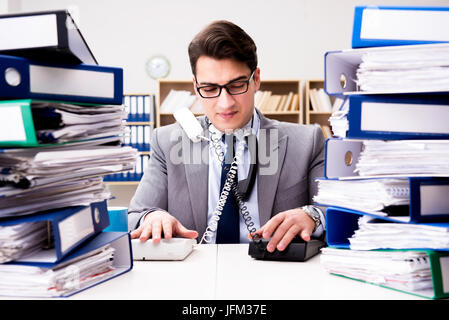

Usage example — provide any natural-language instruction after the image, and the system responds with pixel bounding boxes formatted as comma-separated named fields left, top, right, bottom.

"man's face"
left=193, top=56, right=260, bottom=132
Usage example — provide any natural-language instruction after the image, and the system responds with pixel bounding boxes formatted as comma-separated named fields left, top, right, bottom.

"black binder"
left=0, top=10, right=97, bottom=65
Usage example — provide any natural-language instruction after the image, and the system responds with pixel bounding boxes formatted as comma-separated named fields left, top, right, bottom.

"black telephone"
left=174, top=108, right=324, bottom=261
left=248, top=236, right=325, bottom=262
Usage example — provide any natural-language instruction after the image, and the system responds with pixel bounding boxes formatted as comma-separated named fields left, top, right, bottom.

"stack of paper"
left=32, top=101, right=127, bottom=144
left=0, top=146, right=137, bottom=217
left=321, top=247, right=433, bottom=292
left=328, top=98, right=349, bottom=138
left=349, top=215, right=449, bottom=250
left=0, top=244, right=115, bottom=297
left=355, top=140, right=449, bottom=176
left=313, top=178, right=410, bottom=213
left=0, top=222, right=48, bottom=263
left=356, top=45, right=449, bottom=93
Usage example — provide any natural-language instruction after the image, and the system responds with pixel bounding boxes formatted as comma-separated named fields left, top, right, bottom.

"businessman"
left=129, top=20, right=325, bottom=252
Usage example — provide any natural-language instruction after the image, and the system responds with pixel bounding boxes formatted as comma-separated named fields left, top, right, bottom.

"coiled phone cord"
left=199, top=139, right=260, bottom=245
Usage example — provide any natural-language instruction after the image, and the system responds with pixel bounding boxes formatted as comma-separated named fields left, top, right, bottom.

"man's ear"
left=253, top=67, right=261, bottom=91
left=192, top=76, right=200, bottom=99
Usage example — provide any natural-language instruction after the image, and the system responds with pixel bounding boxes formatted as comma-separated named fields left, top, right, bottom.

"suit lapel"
left=184, top=117, right=209, bottom=233
left=257, top=112, right=288, bottom=226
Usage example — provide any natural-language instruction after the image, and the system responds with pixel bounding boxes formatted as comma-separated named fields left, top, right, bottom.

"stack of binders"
left=317, top=6, right=449, bottom=299
left=0, top=10, right=134, bottom=297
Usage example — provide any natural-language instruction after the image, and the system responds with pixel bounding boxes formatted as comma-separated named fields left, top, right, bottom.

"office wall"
left=10, top=0, right=449, bottom=94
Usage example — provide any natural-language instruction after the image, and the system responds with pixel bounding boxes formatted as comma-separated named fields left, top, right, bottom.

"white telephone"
left=173, top=107, right=208, bottom=143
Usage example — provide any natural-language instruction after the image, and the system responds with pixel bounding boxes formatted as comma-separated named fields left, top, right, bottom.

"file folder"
left=2, top=231, right=132, bottom=298
left=322, top=248, right=449, bottom=300
left=325, top=206, right=449, bottom=250
left=0, top=10, right=97, bottom=65
left=323, top=138, right=362, bottom=179
left=344, top=95, right=449, bottom=140
left=315, top=177, right=449, bottom=222
left=323, top=138, right=449, bottom=179
left=0, top=99, right=125, bottom=147
left=0, top=54, right=123, bottom=104
left=352, top=6, right=449, bottom=48
left=0, top=200, right=109, bottom=264
left=324, top=43, right=449, bottom=96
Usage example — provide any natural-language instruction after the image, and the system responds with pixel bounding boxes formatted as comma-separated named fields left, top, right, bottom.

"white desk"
left=71, top=244, right=423, bottom=300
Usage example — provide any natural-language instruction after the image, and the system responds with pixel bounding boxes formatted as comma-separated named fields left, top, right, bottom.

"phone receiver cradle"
left=248, top=237, right=326, bottom=262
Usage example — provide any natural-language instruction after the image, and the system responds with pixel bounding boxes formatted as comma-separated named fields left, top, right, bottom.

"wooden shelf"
left=105, top=181, right=140, bottom=186
left=305, top=79, right=334, bottom=138
left=157, top=79, right=303, bottom=127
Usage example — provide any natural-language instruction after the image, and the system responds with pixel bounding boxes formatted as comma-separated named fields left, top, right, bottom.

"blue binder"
left=324, top=43, right=449, bottom=96
left=5, top=231, right=133, bottom=298
left=352, top=6, right=449, bottom=48
left=344, top=95, right=449, bottom=140
left=325, top=206, right=449, bottom=250
left=0, top=54, right=123, bottom=104
left=323, top=138, right=362, bottom=179
left=315, top=177, right=449, bottom=222
left=0, top=200, right=109, bottom=264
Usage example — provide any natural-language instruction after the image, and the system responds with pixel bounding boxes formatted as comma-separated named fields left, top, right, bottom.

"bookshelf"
left=104, top=94, right=154, bottom=187
left=305, top=79, right=341, bottom=138
left=157, top=79, right=303, bottom=127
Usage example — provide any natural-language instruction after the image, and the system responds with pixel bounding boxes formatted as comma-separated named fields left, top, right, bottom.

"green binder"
left=323, top=248, right=449, bottom=299
left=0, top=99, right=39, bottom=147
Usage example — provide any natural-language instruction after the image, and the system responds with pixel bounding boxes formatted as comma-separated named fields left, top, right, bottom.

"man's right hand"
left=130, top=210, right=198, bottom=243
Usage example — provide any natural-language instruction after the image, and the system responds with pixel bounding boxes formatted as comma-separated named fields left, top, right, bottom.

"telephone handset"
left=173, top=108, right=208, bottom=143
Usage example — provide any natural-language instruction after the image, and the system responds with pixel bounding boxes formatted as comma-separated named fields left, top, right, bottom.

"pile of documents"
left=31, top=101, right=127, bottom=144
left=313, top=178, right=410, bottom=213
left=317, top=6, right=449, bottom=299
left=0, top=10, right=133, bottom=297
left=356, top=45, right=449, bottom=93
left=320, top=248, right=435, bottom=293
left=0, top=242, right=116, bottom=297
left=348, top=215, right=449, bottom=250
left=355, top=140, right=449, bottom=176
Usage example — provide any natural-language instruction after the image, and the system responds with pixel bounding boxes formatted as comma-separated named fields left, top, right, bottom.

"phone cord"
left=199, top=149, right=261, bottom=245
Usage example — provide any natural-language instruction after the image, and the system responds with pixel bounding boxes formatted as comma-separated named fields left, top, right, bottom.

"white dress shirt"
left=206, top=112, right=325, bottom=243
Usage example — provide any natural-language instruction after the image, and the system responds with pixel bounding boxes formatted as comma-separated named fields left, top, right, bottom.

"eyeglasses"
left=195, top=70, right=255, bottom=99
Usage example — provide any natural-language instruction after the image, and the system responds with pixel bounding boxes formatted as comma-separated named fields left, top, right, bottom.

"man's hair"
left=188, top=20, right=258, bottom=76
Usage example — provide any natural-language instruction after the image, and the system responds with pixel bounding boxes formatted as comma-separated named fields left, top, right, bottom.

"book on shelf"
left=124, top=94, right=155, bottom=122
left=255, top=90, right=298, bottom=112
left=309, top=88, right=335, bottom=112
left=320, top=125, right=332, bottom=139
left=159, top=89, right=196, bottom=113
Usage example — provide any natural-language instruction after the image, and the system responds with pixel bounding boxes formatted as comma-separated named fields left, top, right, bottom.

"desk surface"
left=69, top=244, right=422, bottom=300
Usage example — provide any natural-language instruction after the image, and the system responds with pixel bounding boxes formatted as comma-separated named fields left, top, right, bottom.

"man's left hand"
left=250, top=208, right=315, bottom=253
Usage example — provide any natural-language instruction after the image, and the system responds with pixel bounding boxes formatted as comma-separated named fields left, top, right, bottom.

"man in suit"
left=129, top=20, right=325, bottom=252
